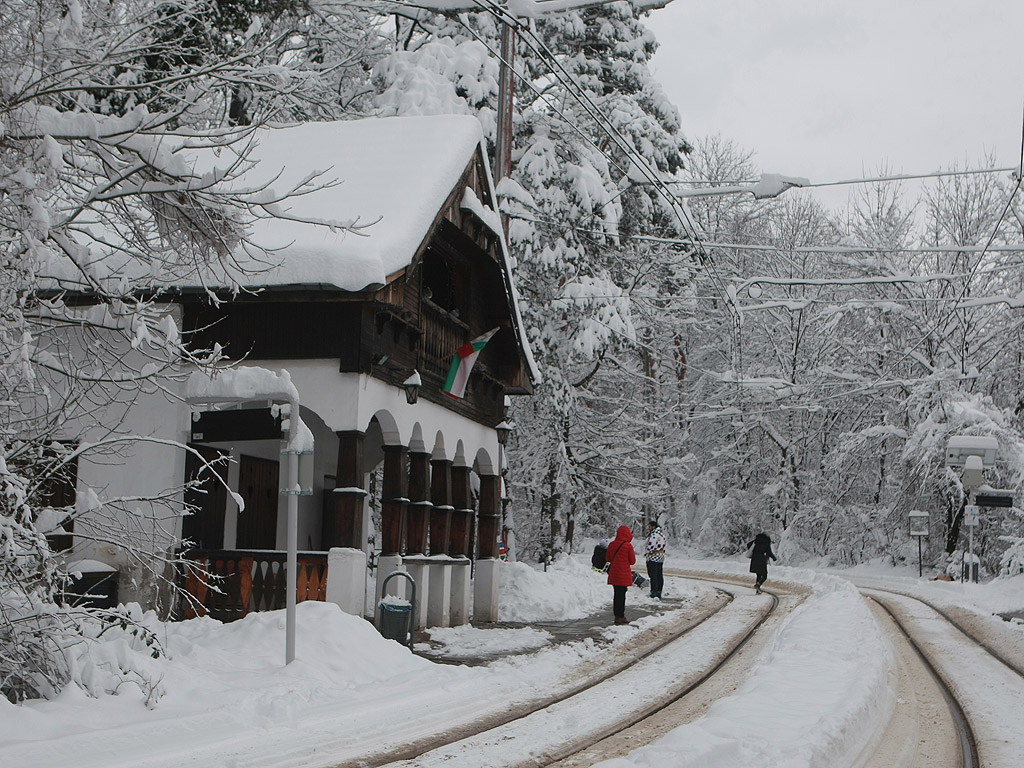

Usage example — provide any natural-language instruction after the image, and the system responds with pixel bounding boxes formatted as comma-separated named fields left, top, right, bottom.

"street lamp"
left=403, top=371, right=422, bottom=405
left=495, top=419, right=514, bottom=446
left=495, top=418, right=515, bottom=562
left=669, top=172, right=810, bottom=200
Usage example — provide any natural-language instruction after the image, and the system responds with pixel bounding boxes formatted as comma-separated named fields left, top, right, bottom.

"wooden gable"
left=181, top=145, right=533, bottom=429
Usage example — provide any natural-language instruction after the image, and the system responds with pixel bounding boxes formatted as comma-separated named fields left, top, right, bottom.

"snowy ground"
left=2, top=554, right=1023, bottom=768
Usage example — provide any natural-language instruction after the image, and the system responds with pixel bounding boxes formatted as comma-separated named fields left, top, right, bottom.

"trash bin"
left=962, top=561, right=979, bottom=582
left=378, top=600, right=412, bottom=644
left=377, top=571, right=416, bottom=648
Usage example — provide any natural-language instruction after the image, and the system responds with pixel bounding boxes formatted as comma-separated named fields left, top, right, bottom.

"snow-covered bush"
left=999, top=536, right=1024, bottom=577
left=695, top=488, right=762, bottom=555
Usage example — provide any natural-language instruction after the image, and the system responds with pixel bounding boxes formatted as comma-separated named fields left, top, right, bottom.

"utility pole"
left=415, top=0, right=671, bottom=185
left=495, top=22, right=516, bottom=185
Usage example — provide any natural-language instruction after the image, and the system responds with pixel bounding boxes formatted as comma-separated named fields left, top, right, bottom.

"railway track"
left=321, top=571, right=1020, bottom=768
left=326, top=575, right=787, bottom=768
left=863, top=594, right=978, bottom=768
left=857, top=586, right=1024, bottom=767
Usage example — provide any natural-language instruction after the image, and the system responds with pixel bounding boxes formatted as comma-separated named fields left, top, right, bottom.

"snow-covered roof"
left=44, top=115, right=489, bottom=294
left=40, top=113, right=540, bottom=385
left=205, top=115, right=488, bottom=291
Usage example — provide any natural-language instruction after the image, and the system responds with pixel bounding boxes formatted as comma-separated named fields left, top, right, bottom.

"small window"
left=37, top=449, right=78, bottom=552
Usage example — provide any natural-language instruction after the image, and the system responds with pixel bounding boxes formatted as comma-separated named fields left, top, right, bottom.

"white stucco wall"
left=49, top=319, right=503, bottom=610
left=37, top=304, right=188, bottom=604
left=255, top=359, right=501, bottom=468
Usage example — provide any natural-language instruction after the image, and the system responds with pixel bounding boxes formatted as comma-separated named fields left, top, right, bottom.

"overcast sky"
left=646, top=1, right=1024, bottom=208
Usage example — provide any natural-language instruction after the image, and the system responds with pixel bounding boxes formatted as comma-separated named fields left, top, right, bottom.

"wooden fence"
left=179, top=550, right=328, bottom=621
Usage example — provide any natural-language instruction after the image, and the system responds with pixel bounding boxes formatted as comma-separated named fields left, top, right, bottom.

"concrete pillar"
left=325, top=547, right=366, bottom=616
left=473, top=558, right=501, bottom=623
left=426, top=558, right=452, bottom=628
left=448, top=448, right=474, bottom=626
left=473, top=472, right=502, bottom=621
left=403, top=557, right=430, bottom=630
left=449, top=559, right=472, bottom=625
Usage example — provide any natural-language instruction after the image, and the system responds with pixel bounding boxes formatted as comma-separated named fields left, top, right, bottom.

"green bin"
left=379, top=601, right=412, bottom=644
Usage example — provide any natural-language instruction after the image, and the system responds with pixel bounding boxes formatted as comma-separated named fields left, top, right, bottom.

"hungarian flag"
left=443, top=328, right=499, bottom=399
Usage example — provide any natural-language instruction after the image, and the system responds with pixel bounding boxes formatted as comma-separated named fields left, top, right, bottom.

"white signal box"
left=945, top=435, right=998, bottom=468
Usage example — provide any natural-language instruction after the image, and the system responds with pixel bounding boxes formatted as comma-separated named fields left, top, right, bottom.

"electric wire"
left=383, top=2, right=1024, bottom=423
left=386, top=0, right=720, bottom=286
left=663, top=165, right=1020, bottom=189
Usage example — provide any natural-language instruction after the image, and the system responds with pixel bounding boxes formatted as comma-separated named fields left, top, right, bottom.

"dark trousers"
left=612, top=585, right=627, bottom=618
left=646, top=560, right=664, bottom=596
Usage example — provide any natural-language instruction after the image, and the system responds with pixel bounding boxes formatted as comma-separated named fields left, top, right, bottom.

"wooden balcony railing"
left=178, top=550, right=328, bottom=622
left=420, top=299, right=470, bottom=379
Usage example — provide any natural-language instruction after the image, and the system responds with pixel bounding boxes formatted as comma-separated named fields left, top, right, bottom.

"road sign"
left=964, top=504, right=980, bottom=527
left=975, top=490, right=1014, bottom=508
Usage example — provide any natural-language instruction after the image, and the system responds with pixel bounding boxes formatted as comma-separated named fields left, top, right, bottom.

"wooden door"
left=183, top=445, right=228, bottom=550
left=236, top=455, right=280, bottom=550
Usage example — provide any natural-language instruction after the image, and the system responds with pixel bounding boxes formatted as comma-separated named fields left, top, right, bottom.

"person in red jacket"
left=605, top=524, right=636, bottom=625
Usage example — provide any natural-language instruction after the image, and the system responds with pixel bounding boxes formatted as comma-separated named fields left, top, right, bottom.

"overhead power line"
left=663, top=165, right=1020, bottom=192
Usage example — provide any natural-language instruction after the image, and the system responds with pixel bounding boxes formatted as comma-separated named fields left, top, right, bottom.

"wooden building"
left=51, top=116, right=538, bottom=626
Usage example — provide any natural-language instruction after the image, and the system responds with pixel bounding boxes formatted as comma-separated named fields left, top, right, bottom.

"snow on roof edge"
left=470, top=141, right=542, bottom=388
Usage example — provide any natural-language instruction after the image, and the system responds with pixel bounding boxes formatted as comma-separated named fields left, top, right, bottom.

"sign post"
left=945, top=435, right=999, bottom=585
left=963, top=504, right=980, bottom=583
left=187, top=368, right=313, bottom=665
left=909, top=511, right=929, bottom=577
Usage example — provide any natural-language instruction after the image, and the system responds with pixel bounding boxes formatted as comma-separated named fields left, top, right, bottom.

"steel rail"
left=866, top=595, right=979, bottom=768
left=537, top=575, right=783, bottom=767
left=892, top=590, right=1024, bottom=679
left=328, top=584, right=743, bottom=768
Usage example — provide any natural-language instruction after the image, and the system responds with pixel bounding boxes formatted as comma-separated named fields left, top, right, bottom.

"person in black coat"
left=591, top=540, right=609, bottom=570
left=747, top=532, right=777, bottom=594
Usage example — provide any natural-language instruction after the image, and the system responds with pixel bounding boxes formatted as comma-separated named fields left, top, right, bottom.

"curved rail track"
left=328, top=572, right=1021, bottom=768
left=327, top=575, right=787, bottom=768
left=865, top=594, right=979, bottom=768
left=858, top=584, right=1024, bottom=768
left=869, top=587, right=1024, bottom=677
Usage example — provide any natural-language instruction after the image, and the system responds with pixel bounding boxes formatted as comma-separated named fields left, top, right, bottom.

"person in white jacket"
left=644, top=520, right=667, bottom=598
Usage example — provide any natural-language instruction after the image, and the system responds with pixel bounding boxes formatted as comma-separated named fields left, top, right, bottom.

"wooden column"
left=405, top=445, right=432, bottom=555
left=477, top=473, right=500, bottom=559
left=324, top=430, right=366, bottom=549
left=380, top=444, right=408, bottom=556
left=449, top=461, right=473, bottom=557
left=429, top=455, right=453, bottom=555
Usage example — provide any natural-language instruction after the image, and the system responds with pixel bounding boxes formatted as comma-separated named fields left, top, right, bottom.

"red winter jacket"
left=605, top=525, right=636, bottom=586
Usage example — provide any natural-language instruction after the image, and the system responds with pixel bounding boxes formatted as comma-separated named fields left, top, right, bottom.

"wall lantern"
left=403, top=370, right=422, bottom=405
left=495, top=419, right=514, bottom=446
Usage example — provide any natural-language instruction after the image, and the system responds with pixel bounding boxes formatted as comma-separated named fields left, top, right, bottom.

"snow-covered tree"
left=367, top=2, right=694, bottom=558
left=1, top=0, right=364, bottom=702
